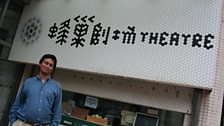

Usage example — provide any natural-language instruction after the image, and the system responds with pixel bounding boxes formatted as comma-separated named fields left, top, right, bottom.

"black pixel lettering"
left=47, top=15, right=215, bottom=50
left=48, top=23, right=58, bottom=39
left=192, top=33, right=202, bottom=48
left=102, top=27, right=111, bottom=45
left=112, top=30, right=120, bottom=40
left=159, top=32, right=168, bottom=46
left=74, top=15, right=80, bottom=22
left=71, top=23, right=88, bottom=47
left=90, top=23, right=111, bottom=45
left=122, top=26, right=136, bottom=44
left=140, top=32, right=149, bottom=42
left=90, top=23, right=102, bottom=45
left=182, top=34, right=191, bottom=45
left=149, top=32, right=158, bottom=44
left=81, top=15, right=88, bottom=23
left=71, top=15, right=95, bottom=48
left=88, top=16, right=95, bottom=23
left=56, top=19, right=71, bottom=45
left=170, top=32, right=179, bottom=46
left=204, top=34, right=214, bottom=50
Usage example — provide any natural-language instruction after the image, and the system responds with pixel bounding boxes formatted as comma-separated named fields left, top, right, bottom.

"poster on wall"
left=9, top=0, right=222, bottom=89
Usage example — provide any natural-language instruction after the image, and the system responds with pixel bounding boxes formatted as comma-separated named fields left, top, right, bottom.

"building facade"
left=0, top=0, right=224, bottom=126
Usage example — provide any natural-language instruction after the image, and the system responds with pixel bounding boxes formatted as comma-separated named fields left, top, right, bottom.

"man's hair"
left=39, top=54, right=57, bottom=70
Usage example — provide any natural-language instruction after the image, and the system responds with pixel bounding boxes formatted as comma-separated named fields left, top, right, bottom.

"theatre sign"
left=9, top=0, right=223, bottom=89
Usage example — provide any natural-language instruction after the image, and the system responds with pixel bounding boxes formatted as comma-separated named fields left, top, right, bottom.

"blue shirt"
left=9, top=76, right=62, bottom=126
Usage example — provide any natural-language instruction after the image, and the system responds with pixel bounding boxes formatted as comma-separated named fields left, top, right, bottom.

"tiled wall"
left=183, top=2, right=224, bottom=126
left=54, top=69, right=193, bottom=114
left=197, top=2, right=224, bottom=125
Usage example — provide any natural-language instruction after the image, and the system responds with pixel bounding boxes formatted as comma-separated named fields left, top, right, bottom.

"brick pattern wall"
left=183, top=3, right=224, bottom=126
left=196, top=2, right=224, bottom=125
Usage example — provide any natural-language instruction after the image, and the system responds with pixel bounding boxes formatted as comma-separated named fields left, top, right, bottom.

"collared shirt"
left=9, top=76, right=62, bottom=126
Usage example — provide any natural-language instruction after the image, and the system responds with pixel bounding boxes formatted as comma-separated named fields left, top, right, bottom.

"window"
left=62, top=90, right=184, bottom=126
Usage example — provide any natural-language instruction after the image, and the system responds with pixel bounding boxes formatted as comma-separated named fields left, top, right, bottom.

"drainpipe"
left=190, top=89, right=203, bottom=126
left=0, top=0, right=10, bottom=27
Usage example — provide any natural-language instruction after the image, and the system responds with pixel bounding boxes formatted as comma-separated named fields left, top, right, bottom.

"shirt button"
left=39, top=108, right=41, bottom=111
left=40, top=100, right=42, bottom=102
left=41, top=92, right=43, bottom=94
left=38, top=118, right=40, bottom=120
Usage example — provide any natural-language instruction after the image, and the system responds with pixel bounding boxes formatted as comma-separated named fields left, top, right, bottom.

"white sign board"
left=9, top=0, right=222, bottom=89
left=84, top=96, right=98, bottom=109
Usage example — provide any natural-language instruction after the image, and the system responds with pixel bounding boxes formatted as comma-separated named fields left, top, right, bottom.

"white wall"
left=55, top=68, right=193, bottom=114
left=9, top=0, right=223, bottom=89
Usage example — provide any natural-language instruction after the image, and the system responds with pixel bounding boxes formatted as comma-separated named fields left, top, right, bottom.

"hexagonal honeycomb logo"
left=21, top=17, right=41, bottom=44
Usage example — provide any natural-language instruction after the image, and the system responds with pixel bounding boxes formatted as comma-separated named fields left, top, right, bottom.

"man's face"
left=39, top=58, right=54, bottom=76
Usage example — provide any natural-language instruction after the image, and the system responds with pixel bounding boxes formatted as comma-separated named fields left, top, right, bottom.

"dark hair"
left=39, top=54, right=57, bottom=70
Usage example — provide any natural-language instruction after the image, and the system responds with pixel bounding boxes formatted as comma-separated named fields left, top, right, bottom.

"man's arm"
left=9, top=84, right=26, bottom=126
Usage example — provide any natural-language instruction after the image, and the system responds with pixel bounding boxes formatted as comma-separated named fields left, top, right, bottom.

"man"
left=9, top=54, right=62, bottom=126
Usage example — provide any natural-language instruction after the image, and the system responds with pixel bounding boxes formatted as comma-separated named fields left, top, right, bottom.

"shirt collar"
left=36, top=75, right=51, bottom=81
